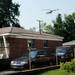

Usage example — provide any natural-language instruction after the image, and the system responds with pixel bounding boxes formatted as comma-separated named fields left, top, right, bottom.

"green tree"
left=53, top=14, right=63, bottom=36
left=63, top=13, right=75, bottom=42
left=53, top=13, right=75, bottom=42
left=0, top=0, right=21, bottom=28
left=43, top=24, right=54, bottom=34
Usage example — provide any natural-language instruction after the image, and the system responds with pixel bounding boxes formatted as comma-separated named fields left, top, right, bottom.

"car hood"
left=56, top=53, right=65, bottom=56
left=11, top=58, right=28, bottom=65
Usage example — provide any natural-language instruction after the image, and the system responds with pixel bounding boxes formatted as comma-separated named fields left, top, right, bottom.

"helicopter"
left=43, top=9, right=59, bottom=14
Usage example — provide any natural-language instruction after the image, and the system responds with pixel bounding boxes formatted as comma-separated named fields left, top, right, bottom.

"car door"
left=36, top=50, right=50, bottom=63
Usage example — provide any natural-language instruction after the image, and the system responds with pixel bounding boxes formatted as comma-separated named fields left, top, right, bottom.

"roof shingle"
left=0, top=27, right=63, bottom=41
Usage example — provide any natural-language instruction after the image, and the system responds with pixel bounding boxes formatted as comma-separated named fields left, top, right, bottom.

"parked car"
left=10, top=49, right=56, bottom=69
left=56, top=46, right=74, bottom=62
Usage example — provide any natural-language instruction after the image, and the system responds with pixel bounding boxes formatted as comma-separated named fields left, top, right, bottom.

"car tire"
left=48, top=61, right=53, bottom=66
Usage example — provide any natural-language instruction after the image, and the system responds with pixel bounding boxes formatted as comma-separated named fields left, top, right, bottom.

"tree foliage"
left=0, top=0, right=21, bottom=28
left=43, top=24, right=54, bottom=34
left=53, top=13, right=75, bottom=42
left=53, top=14, right=64, bottom=36
left=44, top=13, right=75, bottom=42
left=63, top=13, right=75, bottom=42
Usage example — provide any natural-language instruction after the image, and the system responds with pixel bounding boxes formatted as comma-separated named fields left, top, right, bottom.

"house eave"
left=0, top=33, right=63, bottom=41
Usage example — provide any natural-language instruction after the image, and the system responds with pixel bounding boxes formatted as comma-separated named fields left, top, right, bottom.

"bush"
left=71, top=58, right=75, bottom=71
left=63, top=62, right=72, bottom=72
left=60, top=58, right=75, bottom=72
left=60, top=62, right=64, bottom=70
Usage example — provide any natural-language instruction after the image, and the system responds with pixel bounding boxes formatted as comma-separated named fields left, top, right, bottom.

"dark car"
left=10, top=50, right=55, bottom=69
left=56, top=46, right=74, bottom=62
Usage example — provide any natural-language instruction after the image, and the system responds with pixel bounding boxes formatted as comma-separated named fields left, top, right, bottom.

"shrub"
left=71, top=58, right=75, bottom=71
left=60, top=62, right=64, bottom=70
left=60, top=58, right=75, bottom=72
left=63, top=62, right=72, bottom=72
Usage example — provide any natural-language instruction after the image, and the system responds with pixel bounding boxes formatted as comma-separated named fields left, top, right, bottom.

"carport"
left=63, top=40, right=75, bottom=57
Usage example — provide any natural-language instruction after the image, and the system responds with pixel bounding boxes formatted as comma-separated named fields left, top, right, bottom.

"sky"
left=13, top=0, right=75, bottom=30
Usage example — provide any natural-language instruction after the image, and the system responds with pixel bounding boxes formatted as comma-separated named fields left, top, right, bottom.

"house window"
left=44, top=40, right=48, bottom=47
left=0, top=38, right=4, bottom=47
left=28, top=39, right=35, bottom=48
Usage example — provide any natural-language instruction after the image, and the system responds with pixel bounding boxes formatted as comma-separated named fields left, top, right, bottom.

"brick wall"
left=8, top=38, right=27, bottom=59
left=36, top=40, right=43, bottom=49
left=7, top=38, right=62, bottom=59
left=36, top=40, right=62, bottom=50
left=48, top=40, right=62, bottom=48
left=48, top=40, right=62, bottom=52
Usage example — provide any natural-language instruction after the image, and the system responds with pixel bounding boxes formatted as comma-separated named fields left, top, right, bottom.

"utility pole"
left=37, top=20, right=43, bottom=34
left=28, top=40, right=31, bottom=70
left=28, top=47, right=31, bottom=70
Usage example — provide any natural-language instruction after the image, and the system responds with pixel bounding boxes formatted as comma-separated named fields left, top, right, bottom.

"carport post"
left=28, top=47, right=32, bottom=70
left=3, top=35, right=9, bottom=58
left=56, top=49, right=58, bottom=65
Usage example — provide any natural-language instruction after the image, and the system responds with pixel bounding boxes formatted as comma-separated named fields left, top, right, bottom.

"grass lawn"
left=37, top=69, right=75, bottom=75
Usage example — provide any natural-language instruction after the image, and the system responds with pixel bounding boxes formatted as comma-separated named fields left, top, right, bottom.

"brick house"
left=0, top=27, right=63, bottom=60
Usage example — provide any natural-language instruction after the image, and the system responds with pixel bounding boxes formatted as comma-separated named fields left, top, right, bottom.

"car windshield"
left=15, top=50, right=38, bottom=61
left=30, top=51, right=38, bottom=58
left=56, top=47, right=66, bottom=53
left=17, top=52, right=29, bottom=61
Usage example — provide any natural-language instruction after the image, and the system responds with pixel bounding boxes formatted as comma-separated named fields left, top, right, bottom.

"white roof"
left=63, top=40, right=75, bottom=46
left=0, top=27, right=63, bottom=41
